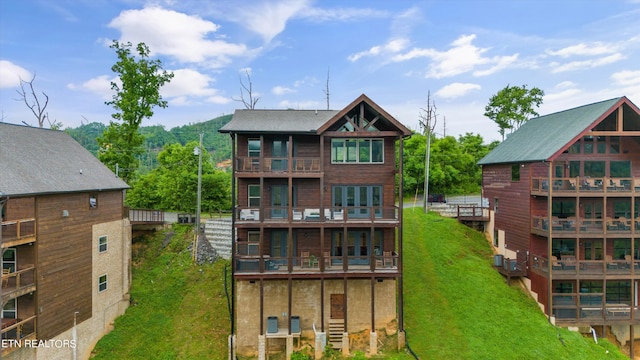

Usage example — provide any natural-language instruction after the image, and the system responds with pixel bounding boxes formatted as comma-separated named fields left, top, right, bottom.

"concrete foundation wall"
left=236, top=278, right=397, bottom=356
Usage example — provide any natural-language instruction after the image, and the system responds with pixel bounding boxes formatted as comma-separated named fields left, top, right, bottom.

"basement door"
left=330, top=294, right=344, bottom=319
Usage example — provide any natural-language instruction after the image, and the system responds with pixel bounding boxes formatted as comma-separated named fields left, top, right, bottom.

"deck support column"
left=258, top=334, right=266, bottom=360
left=369, top=331, right=377, bottom=355
left=341, top=332, right=349, bottom=356
left=315, top=331, right=326, bottom=359
left=286, top=335, right=294, bottom=360
left=397, top=330, right=406, bottom=350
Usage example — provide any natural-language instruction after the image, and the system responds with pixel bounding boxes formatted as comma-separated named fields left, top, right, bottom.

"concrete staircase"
left=328, top=319, right=344, bottom=349
left=204, top=217, right=232, bottom=260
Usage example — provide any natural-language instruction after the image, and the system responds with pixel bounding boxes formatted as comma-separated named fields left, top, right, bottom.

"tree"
left=126, top=142, right=231, bottom=213
left=98, top=41, right=174, bottom=183
left=15, top=73, right=62, bottom=129
left=484, top=85, right=544, bottom=140
left=233, top=69, right=260, bottom=109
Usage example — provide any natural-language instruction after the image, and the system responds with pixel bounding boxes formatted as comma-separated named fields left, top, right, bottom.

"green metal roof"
left=478, top=97, right=623, bottom=165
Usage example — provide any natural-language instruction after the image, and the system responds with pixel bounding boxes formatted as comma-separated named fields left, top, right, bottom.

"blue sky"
left=1, top=0, right=639, bottom=142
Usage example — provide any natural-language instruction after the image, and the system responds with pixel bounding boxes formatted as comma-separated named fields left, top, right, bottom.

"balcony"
left=236, top=206, right=399, bottom=225
left=1, top=315, right=37, bottom=356
left=236, top=157, right=321, bottom=175
left=530, top=255, right=638, bottom=277
left=531, top=177, right=639, bottom=195
left=531, top=216, right=638, bottom=236
left=1, top=266, right=36, bottom=304
left=1, top=218, right=36, bottom=248
left=552, top=294, right=636, bottom=324
left=234, top=252, right=398, bottom=275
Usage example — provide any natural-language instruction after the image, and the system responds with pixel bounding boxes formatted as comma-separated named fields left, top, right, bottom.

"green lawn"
left=402, top=208, right=625, bottom=359
left=90, top=212, right=627, bottom=359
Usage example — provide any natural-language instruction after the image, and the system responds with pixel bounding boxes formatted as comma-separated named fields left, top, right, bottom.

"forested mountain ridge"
left=65, top=114, right=233, bottom=170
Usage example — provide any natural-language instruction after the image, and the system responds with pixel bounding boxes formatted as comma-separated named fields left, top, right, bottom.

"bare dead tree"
left=323, top=67, right=330, bottom=110
left=233, top=69, right=260, bottom=109
left=15, top=73, right=49, bottom=128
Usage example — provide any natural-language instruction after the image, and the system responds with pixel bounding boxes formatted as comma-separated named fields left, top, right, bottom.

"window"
left=569, top=161, right=580, bottom=178
left=98, top=274, right=108, bottom=292
left=552, top=239, right=576, bottom=258
left=248, top=231, right=259, bottom=255
left=554, top=281, right=574, bottom=294
left=2, top=248, right=16, bottom=272
left=612, top=238, right=631, bottom=260
left=2, top=299, right=16, bottom=319
left=568, top=142, right=580, bottom=154
left=609, top=136, right=620, bottom=154
left=511, top=165, right=520, bottom=181
left=606, top=281, right=631, bottom=304
left=584, top=161, right=605, bottom=177
left=90, top=193, right=97, bottom=208
left=99, top=235, right=108, bottom=253
left=493, top=229, right=498, bottom=247
left=331, top=138, right=384, bottom=163
left=248, top=138, right=261, bottom=157
left=613, top=201, right=631, bottom=219
left=248, top=185, right=261, bottom=207
left=494, top=198, right=498, bottom=215
left=596, top=136, right=607, bottom=154
left=552, top=200, right=576, bottom=218
left=610, top=161, right=631, bottom=178
left=583, top=136, right=593, bottom=154
left=332, top=185, right=382, bottom=218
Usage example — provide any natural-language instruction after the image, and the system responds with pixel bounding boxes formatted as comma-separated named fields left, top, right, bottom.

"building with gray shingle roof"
left=0, top=123, right=128, bottom=196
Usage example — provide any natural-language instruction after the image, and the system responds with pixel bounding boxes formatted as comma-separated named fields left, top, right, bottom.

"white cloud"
left=391, top=34, right=518, bottom=79
left=301, top=6, right=388, bottom=22
left=108, top=6, right=249, bottom=65
left=551, top=53, right=625, bottom=73
left=555, top=81, right=577, bottom=89
left=435, top=83, right=481, bottom=99
left=348, top=38, right=410, bottom=62
left=67, top=75, right=115, bottom=100
left=611, top=70, right=640, bottom=86
left=0, top=60, right=31, bottom=88
left=235, top=0, right=311, bottom=43
left=162, top=68, right=218, bottom=98
left=546, top=42, right=620, bottom=58
left=272, top=86, right=295, bottom=95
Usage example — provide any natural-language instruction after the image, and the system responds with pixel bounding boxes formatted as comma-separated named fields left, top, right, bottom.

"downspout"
left=547, top=160, right=553, bottom=324
left=230, top=133, right=237, bottom=359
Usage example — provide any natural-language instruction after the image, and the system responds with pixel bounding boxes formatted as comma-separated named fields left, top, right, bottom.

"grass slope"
left=91, top=225, right=230, bottom=359
left=403, top=208, right=625, bottom=359
left=90, top=213, right=626, bottom=359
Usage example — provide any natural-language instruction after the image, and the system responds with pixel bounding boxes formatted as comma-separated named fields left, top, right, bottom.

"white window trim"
left=98, top=274, right=108, bottom=292
left=98, top=235, right=108, bottom=253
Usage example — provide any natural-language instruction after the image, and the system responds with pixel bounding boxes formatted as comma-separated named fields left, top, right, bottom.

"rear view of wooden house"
left=220, top=94, right=411, bottom=359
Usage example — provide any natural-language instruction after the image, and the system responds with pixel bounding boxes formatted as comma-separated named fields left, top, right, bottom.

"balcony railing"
left=532, top=177, right=638, bottom=194
left=1, top=315, right=37, bottom=356
left=531, top=215, right=638, bottom=235
left=1, top=218, right=36, bottom=248
left=530, top=255, right=638, bottom=275
left=552, top=294, right=636, bottom=322
left=236, top=206, right=398, bottom=223
left=1, top=266, right=36, bottom=303
left=236, top=157, right=321, bottom=174
left=234, top=253, right=398, bottom=274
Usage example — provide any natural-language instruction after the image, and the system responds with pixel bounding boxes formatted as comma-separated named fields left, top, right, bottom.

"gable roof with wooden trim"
left=478, top=96, right=639, bottom=165
left=0, top=123, right=129, bottom=196
left=219, top=93, right=412, bottom=137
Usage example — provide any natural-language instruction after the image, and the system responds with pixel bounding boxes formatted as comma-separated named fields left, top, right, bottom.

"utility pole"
left=194, top=133, right=203, bottom=261
left=418, top=92, right=437, bottom=213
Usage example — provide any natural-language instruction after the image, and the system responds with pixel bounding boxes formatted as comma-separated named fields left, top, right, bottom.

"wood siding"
left=36, top=190, right=123, bottom=339
left=482, top=163, right=532, bottom=254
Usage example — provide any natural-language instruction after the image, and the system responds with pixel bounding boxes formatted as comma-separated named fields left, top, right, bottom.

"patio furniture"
left=240, top=209, right=255, bottom=220
left=552, top=256, right=562, bottom=270
left=606, top=255, right=617, bottom=269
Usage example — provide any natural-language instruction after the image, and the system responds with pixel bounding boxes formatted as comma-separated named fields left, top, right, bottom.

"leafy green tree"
left=126, top=142, right=231, bottom=213
left=98, top=41, right=174, bottom=183
left=484, top=85, right=544, bottom=140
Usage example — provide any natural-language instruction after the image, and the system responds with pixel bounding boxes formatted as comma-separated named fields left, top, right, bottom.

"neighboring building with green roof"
left=479, top=96, right=640, bottom=351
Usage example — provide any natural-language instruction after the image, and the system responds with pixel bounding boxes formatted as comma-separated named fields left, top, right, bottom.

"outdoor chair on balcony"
left=292, top=211, right=303, bottom=221
left=383, top=251, right=393, bottom=268
left=301, top=251, right=311, bottom=268
left=625, top=255, right=633, bottom=269
left=323, top=251, right=331, bottom=268
left=333, top=209, right=344, bottom=220
left=295, top=160, right=305, bottom=172
left=552, top=256, right=562, bottom=270
left=606, top=255, right=617, bottom=269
